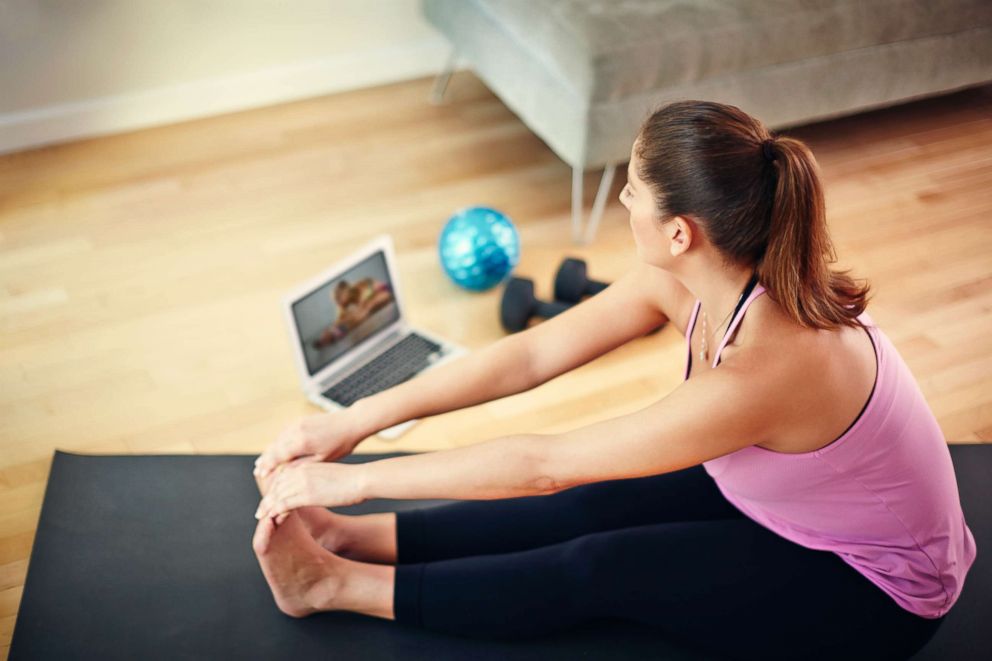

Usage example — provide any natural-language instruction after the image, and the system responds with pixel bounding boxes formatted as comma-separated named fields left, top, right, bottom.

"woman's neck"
left=686, top=264, right=757, bottom=338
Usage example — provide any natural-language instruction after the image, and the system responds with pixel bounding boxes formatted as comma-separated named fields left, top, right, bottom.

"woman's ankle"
left=335, top=512, right=397, bottom=565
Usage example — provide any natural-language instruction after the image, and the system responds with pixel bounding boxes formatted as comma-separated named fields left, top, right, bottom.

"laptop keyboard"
left=321, top=333, right=443, bottom=407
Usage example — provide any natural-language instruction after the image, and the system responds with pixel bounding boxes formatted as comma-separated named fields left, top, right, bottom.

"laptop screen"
left=291, top=250, right=400, bottom=377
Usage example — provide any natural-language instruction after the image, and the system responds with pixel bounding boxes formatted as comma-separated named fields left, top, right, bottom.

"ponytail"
left=635, top=100, right=871, bottom=331
left=757, top=136, right=871, bottom=329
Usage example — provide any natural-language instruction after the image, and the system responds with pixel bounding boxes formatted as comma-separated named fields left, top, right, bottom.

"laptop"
left=282, top=234, right=468, bottom=439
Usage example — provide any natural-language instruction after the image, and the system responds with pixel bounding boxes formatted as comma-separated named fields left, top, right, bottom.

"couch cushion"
left=424, top=0, right=992, bottom=169
left=450, top=0, right=992, bottom=103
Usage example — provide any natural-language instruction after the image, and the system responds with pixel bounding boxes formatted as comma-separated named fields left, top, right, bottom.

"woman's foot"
left=252, top=511, right=344, bottom=618
left=253, top=511, right=396, bottom=620
left=294, top=508, right=398, bottom=564
left=294, top=506, right=349, bottom=554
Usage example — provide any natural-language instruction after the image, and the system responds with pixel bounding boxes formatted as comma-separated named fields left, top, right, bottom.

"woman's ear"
left=668, top=215, right=693, bottom=257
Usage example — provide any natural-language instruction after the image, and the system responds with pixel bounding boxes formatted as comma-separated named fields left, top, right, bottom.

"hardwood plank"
left=0, top=72, right=990, bottom=639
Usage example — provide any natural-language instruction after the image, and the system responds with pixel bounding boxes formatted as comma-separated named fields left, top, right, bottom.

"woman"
left=251, top=101, right=976, bottom=660
left=313, top=278, right=394, bottom=348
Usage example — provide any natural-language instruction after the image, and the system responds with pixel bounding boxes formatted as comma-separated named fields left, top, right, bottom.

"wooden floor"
left=1, top=72, right=991, bottom=654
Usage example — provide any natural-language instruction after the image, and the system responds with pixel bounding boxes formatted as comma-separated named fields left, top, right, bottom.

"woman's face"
left=334, top=284, right=352, bottom=307
left=619, top=145, right=671, bottom=267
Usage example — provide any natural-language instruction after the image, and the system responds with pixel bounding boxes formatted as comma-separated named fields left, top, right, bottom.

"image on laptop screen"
left=291, top=250, right=399, bottom=377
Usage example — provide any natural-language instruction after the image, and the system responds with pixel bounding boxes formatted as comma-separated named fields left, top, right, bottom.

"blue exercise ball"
left=438, top=206, right=520, bottom=291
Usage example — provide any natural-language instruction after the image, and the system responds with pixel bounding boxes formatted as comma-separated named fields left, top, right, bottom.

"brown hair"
left=335, top=280, right=358, bottom=306
left=634, top=100, right=871, bottom=330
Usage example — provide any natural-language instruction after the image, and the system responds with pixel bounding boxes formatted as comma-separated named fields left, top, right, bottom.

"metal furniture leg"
left=571, top=164, right=617, bottom=245
left=429, top=48, right=458, bottom=105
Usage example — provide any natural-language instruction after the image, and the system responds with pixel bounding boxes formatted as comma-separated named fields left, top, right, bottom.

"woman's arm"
left=350, top=263, right=670, bottom=439
left=349, top=333, right=539, bottom=437
left=541, top=350, right=793, bottom=491
left=256, top=433, right=554, bottom=520
left=353, top=351, right=788, bottom=502
left=357, top=433, right=555, bottom=501
left=257, top=349, right=793, bottom=519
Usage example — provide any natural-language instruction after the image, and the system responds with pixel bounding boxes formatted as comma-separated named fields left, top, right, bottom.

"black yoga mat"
left=9, top=446, right=991, bottom=660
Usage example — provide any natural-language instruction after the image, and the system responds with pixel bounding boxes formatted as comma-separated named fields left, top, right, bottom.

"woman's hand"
left=254, top=408, right=371, bottom=479
left=255, top=461, right=367, bottom=524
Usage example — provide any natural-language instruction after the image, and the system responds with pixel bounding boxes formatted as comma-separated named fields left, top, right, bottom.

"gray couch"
left=422, top=0, right=992, bottom=244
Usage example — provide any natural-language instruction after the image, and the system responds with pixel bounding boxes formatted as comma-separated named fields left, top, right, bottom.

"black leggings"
left=392, top=465, right=944, bottom=660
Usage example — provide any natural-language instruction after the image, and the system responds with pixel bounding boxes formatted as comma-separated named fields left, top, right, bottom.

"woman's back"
left=687, top=284, right=978, bottom=618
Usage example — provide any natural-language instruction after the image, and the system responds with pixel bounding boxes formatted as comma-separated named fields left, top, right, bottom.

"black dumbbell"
left=554, top=257, right=609, bottom=303
left=500, top=276, right=574, bottom=333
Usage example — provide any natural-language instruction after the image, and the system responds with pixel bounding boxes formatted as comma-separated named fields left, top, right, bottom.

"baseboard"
left=0, top=38, right=462, bottom=155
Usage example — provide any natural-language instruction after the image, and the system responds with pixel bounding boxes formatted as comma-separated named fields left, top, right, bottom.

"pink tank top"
left=685, top=284, right=977, bottom=618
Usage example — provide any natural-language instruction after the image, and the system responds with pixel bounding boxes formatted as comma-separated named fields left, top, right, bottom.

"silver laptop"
left=282, top=234, right=468, bottom=439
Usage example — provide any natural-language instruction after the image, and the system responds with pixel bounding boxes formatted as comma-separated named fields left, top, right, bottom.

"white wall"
left=0, top=0, right=458, bottom=154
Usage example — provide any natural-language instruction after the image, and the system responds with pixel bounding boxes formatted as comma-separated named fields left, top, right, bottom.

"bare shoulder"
left=731, top=294, right=817, bottom=359
left=737, top=294, right=866, bottom=378
left=703, top=283, right=819, bottom=374
left=727, top=295, right=877, bottom=451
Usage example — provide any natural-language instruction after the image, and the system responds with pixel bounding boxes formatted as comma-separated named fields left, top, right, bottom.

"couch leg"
left=429, top=48, right=458, bottom=105
left=571, top=164, right=617, bottom=245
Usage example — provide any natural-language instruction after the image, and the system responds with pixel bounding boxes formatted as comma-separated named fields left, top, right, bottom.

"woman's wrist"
left=348, top=396, right=389, bottom=442
left=354, top=462, right=374, bottom=503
